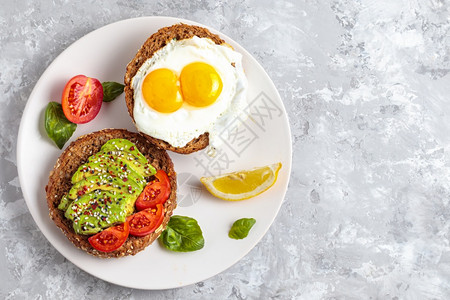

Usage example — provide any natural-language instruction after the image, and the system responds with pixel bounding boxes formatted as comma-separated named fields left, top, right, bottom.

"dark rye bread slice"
left=45, top=129, right=177, bottom=258
left=124, top=23, right=226, bottom=154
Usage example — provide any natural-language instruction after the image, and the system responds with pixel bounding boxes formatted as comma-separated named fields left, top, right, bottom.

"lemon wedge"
left=200, top=163, right=282, bottom=201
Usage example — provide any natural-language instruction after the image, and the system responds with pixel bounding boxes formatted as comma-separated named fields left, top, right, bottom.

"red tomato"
left=61, top=75, right=103, bottom=124
left=128, top=204, right=164, bottom=237
left=135, top=170, right=171, bottom=211
left=88, top=221, right=129, bottom=252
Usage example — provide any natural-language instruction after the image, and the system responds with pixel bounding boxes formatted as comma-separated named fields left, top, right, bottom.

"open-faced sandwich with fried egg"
left=45, top=129, right=177, bottom=258
left=124, top=24, right=248, bottom=154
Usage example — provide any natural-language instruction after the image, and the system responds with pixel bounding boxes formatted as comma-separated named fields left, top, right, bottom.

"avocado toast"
left=45, top=129, right=177, bottom=258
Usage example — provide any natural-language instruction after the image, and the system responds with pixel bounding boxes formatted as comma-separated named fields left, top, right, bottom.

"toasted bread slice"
left=124, top=23, right=226, bottom=154
left=45, top=129, right=177, bottom=258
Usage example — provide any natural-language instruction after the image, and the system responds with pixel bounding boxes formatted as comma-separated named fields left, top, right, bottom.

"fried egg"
left=131, top=36, right=248, bottom=148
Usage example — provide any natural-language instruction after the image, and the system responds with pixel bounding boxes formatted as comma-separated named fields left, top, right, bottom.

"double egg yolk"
left=141, top=62, right=223, bottom=113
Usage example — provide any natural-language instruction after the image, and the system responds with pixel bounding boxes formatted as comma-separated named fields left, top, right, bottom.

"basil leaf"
left=102, top=81, right=125, bottom=102
left=44, top=102, right=77, bottom=149
left=159, top=215, right=204, bottom=252
left=228, top=218, right=256, bottom=240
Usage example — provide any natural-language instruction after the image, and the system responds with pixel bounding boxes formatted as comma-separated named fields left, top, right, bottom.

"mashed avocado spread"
left=58, top=139, right=156, bottom=235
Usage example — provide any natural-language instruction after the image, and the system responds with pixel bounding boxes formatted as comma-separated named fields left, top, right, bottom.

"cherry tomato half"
left=128, top=204, right=164, bottom=237
left=135, top=170, right=171, bottom=211
left=61, top=75, right=103, bottom=124
left=88, top=221, right=129, bottom=252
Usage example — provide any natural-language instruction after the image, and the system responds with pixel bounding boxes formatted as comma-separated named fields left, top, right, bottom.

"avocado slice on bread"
left=45, top=129, right=177, bottom=258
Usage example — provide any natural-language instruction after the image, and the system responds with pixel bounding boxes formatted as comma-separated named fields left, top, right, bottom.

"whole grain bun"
left=124, top=23, right=226, bottom=154
left=45, top=129, right=177, bottom=258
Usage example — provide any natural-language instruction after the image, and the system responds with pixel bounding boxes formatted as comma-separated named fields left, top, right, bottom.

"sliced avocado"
left=59, top=138, right=158, bottom=236
left=64, top=190, right=133, bottom=235
left=58, top=194, right=71, bottom=211
left=88, top=150, right=155, bottom=178
left=74, top=214, right=102, bottom=235
left=71, top=160, right=146, bottom=188
left=71, top=162, right=107, bottom=184
left=106, top=162, right=147, bottom=187
left=101, top=139, right=149, bottom=165
left=67, top=173, right=142, bottom=200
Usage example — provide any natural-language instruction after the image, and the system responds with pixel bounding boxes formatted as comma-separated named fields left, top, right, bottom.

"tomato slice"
left=128, top=204, right=164, bottom=237
left=61, top=75, right=103, bottom=124
left=135, top=170, right=171, bottom=211
left=155, top=169, right=171, bottom=197
left=88, top=221, right=129, bottom=252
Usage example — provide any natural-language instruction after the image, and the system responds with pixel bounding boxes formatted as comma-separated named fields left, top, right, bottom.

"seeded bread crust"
left=45, top=129, right=177, bottom=258
left=124, top=23, right=226, bottom=154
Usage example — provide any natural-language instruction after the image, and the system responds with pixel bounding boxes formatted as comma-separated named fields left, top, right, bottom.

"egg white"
left=131, top=36, right=248, bottom=148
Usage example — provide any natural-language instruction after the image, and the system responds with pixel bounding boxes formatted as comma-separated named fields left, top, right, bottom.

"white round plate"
left=17, top=16, right=292, bottom=289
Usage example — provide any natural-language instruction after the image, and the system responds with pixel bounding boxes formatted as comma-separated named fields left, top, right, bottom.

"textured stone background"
left=2, top=0, right=450, bottom=299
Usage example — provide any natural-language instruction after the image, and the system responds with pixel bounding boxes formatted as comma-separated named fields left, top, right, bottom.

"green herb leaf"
left=159, top=215, right=204, bottom=252
left=44, top=102, right=77, bottom=149
left=228, top=218, right=256, bottom=240
left=102, top=81, right=125, bottom=102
